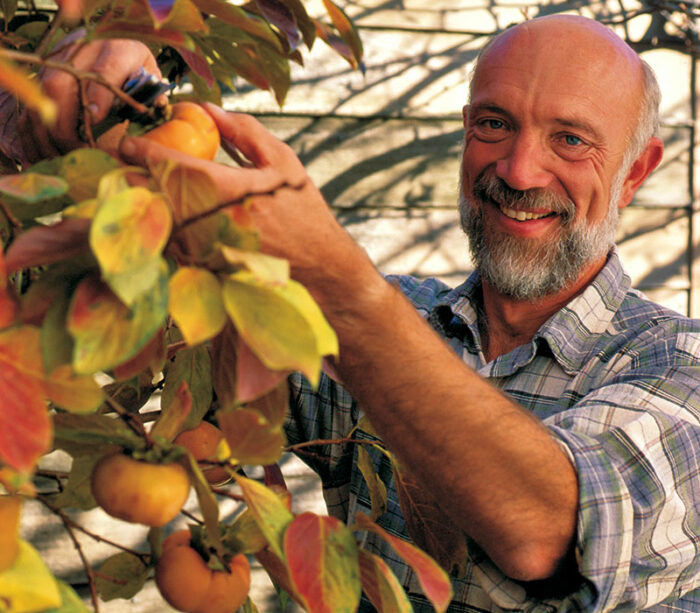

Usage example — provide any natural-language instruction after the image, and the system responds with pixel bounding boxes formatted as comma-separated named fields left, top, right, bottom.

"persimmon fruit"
left=90, top=453, right=190, bottom=527
left=174, top=421, right=231, bottom=485
left=143, top=101, right=220, bottom=160
left=156, top=530, right=251, bottom=613
left=0, top=495, right=22, bottom=572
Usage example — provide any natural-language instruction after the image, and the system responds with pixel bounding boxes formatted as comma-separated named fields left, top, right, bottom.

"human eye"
left=472, top=116, right=510, bottom=142
left=554, top=132, right=591, bottom=160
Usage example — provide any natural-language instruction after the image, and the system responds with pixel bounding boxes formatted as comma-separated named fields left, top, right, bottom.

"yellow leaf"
left=0, top=56, right=56, bottom=125
left=168, top=267, right=226, bottom=346
left=218, top=246, right=289, bottom=284
left=0, top=540, right=62, bottom=612
left=89, top=187, right=172, bottom=305
left=45, top=365, right=103, bottom=413
left=218, top=407, right=286, bottom=465
left=222, top=272, right=322, bottom=385
left=59, top=149, right=122, bottom=202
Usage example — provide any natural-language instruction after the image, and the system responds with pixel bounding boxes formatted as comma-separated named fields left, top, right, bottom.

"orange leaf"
left=0, top=327, right=52, bottom=473
left=217, top=407, right=285, bottom=466
left=358, top=549, right=412, bottom=613
left=284, top=512, right=361, bottom=613
left=354, top=513, right=453, bottom=613
left=0, top=55, right=56, bottom=124
left=236, top=336, right=289, bottom=403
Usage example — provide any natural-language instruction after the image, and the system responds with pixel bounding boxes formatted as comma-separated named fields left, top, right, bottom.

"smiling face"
left=460, top=16, right=650, bottom=300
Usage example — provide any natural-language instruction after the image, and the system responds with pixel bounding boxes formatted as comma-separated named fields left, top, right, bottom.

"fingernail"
left=87, top=103, right=99, bottom=118
left=120, top=137, right=136, bottom=157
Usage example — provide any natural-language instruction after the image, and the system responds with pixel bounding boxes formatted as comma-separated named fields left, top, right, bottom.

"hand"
left=17, top=34, right=161, bottom=162
left=118, top=104, right=361, bottom=285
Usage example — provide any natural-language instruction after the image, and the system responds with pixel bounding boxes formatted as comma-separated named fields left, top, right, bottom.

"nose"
left=495, top=132, right=553, bottom=191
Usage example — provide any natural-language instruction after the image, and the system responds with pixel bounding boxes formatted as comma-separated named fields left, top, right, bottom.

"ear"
left=617, top=137, right=663, bottom=209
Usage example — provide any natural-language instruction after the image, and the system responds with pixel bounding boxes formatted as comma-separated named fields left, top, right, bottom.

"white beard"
left=458, top=170, right=623, bottom=300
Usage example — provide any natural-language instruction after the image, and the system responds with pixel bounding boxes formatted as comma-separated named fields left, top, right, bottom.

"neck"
left=479, top=255, right=606, bottom=362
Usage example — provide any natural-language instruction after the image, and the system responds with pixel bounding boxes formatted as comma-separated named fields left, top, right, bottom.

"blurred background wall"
left=224, top=0, right=700, bottom=316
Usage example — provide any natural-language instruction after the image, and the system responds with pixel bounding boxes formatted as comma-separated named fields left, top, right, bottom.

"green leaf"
left=354, top=513, right=453, bottom=613
left=67, top=272, right=168, bottom=375
left=284, top=513, right=361, bottom=613
left=90, top=187, right=172, bottom=306
left=217, top=407, right=286, bottom=465
left=95, top=552, right=149, bottom=602
left=41, top=292, right=74, bottom=373
left=168, top=267, right=227, bottom=346
left=52, top=413, right=143, bottom=451
left=59, top=149, right=122, bottom=202
left=0, top=540, right=62, bottom=612
left=234, top=475, right=294, bottom=560
left=50, top=452, right=102, bottom=511
left=221, top=509, right=268, bottom=554
left=358, top=549, right=412, bottom=613
left=161, top=344, right=213, bottom=431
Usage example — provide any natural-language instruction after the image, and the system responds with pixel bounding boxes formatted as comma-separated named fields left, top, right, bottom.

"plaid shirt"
left=286, top=248, right=700, bottom=612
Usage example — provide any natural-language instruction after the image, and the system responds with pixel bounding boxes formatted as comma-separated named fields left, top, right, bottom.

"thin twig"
left=174, top=183, right=302, bottom=232
left=103, top=395, right=154, bottom=447
left=0, top=48, right=150, bottom=115
left=38, top=496, right=151, bottom=561
left=41, top=499, right=100, bottom=612
left=285, top=437, right=381, bottom=452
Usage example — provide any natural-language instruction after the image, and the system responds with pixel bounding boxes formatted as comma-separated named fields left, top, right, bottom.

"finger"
left=17, top=108, right=62, bottom=163
left=202, top=104, right=304, bottom=177
left=119, top=135, right=290, bottom=203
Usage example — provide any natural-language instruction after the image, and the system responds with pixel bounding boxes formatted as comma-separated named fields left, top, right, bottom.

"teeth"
left=500, top=206, right=550, bottom=221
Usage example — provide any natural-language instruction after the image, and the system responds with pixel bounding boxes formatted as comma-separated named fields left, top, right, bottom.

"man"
left=5, top=14, right=700, bottom=611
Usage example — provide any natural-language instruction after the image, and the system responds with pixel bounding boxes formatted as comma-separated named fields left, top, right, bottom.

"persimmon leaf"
left=45, top=365, right=103, bottom=413
left=235, top=336, right=290, bottom=403
left=246, top=380, right=288, bottom=427
left=52, top=413, right=143, bottom=451
left=354, top=513, right=453, bottom=613
left=161, top=344, right=212, bottom=431
left=90, top=187, right=172, bottom=306
left=0, top=326, right=52, bottom=473
left=320, top=0, right=363, bottom=69
left=67, top=272, right=168, bottom=374
left=0, top=541, right=62, bottom=611
left=210, top=322, right=238, bottom=410
left=0, top=55, right=56, bottom=124
left=151, top=381, right=192, bottom=442
left=233, top=474, right=294, bottom=560
left=217, top=407, right=285, bottom=465
left=358, top=549, right=413, bottom=613
left=284, top=513, right=361, bottom=613
left=95, top=552, right=149, bottom=601
left=4, top=218, right=91, bottom=273
left=219, top=245, right=289, bottom=284
left=393, top=465, right=469, bottom=577
left=60, top=149, right=122, bottom=202
left=0, top=173, right=67, bottom=203
left=168, top=267, right=227, bottom=346
left=222, top=271, right=336, bottom=386
left=357, top=446, right=387, bottom=521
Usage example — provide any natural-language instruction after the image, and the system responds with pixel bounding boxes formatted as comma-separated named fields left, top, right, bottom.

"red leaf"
left=284, top=512, right=361, bottom=613
left=359, top=549, right=412, bottom=612
left=354, top=513, right=452, bottom=613
left=175, top=44, right=216, bottom=88
left=4, top=218, right=90, bottom=273
left=0, top=327, right=52, bottom=472
left=236, top=336, right=290, bottom=403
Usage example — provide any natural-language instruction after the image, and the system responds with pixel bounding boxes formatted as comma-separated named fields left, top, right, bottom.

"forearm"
left=310, top=249, right=579, bottom=581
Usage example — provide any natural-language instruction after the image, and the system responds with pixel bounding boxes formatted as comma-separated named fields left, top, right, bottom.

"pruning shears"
left=88, top=68, right=174, bottom=140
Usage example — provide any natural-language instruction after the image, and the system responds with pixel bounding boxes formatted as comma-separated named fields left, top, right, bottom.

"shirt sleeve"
left=469, top=335, right=700, bottom=611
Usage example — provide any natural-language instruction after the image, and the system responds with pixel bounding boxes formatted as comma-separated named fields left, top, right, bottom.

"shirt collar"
left=430, top=248, right=631, bottom=375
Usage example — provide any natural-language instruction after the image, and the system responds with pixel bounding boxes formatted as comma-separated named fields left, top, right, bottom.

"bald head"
left=470, top=15, right=660, bottom=167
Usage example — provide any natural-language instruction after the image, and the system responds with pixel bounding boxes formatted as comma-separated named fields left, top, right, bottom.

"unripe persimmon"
left=156, top=530, right=251, bottom=613
left=174, top=421, right=231, bottom=485
left=143, top=101, right=220, bottom=160
left=90, top=453, right=190, bottom=527
left=0, top=495, right=22, bottom=572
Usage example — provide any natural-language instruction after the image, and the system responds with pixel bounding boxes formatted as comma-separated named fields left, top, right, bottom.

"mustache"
left=473, top=173, right=575, bottom=224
